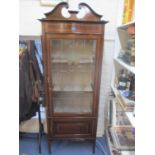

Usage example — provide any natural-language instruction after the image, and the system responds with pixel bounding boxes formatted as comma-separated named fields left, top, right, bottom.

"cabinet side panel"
left=93, top=29, right=105, bottom=137
left=41, top=23, right=51, bottom=139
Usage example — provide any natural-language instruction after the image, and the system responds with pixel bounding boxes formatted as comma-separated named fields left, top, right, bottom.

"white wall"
left=19, top=0, right=52, bottom=36
left=19, top=0, right=119, bottom=136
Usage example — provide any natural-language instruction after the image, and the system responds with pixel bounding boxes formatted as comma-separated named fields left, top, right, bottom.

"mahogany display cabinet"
left=40, top=2, right=108, bottom=154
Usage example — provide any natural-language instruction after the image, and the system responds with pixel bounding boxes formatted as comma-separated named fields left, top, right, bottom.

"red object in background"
left=19, top=53, right=22, bottom=60
left=127, top=25, right=135, bottom=35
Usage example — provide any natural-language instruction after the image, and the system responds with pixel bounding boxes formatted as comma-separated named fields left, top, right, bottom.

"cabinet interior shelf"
left=53, top=90, right=93, bottom=92
left=52, top=59, right=94, bottom=64
left=53, top=85, right=93, bottom=92
left=114, top=58, right=135, bottom=74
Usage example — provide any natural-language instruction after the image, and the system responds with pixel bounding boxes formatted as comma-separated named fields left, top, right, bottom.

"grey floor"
left=19, top=134, right=110, bottom=155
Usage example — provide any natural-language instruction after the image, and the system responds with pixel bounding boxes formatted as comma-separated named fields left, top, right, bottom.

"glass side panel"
left=49, top=39, right=96, bottom=114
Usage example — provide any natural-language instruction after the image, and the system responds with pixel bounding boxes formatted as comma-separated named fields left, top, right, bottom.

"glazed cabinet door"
left=46, top=34, right=102, bottom=116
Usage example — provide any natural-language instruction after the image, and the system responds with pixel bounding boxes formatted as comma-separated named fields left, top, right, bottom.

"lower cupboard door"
left=51, top=118, right=95, bottom=138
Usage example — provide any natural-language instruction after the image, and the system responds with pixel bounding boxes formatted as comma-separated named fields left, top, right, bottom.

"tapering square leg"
left=92, top=139, right=96, bottom=154
left=48, top=139, right=51, bottom=154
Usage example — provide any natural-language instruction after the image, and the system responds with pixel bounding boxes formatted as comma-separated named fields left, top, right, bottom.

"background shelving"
left=109, top=21, right=135, bottom=153
left=114, top=58, right=135, bottom=74
left=106, top=0, right=135, bottom=154
left=125, top=112, right=135, bottom=127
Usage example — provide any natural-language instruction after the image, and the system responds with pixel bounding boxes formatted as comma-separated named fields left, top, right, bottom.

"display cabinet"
left=40, top=2, right=108, bottom=153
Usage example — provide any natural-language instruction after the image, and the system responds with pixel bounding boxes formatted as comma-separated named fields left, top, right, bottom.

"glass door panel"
left=53, top=92, right=93, bottom=113
left=49, top=39, right=96, bottom=114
